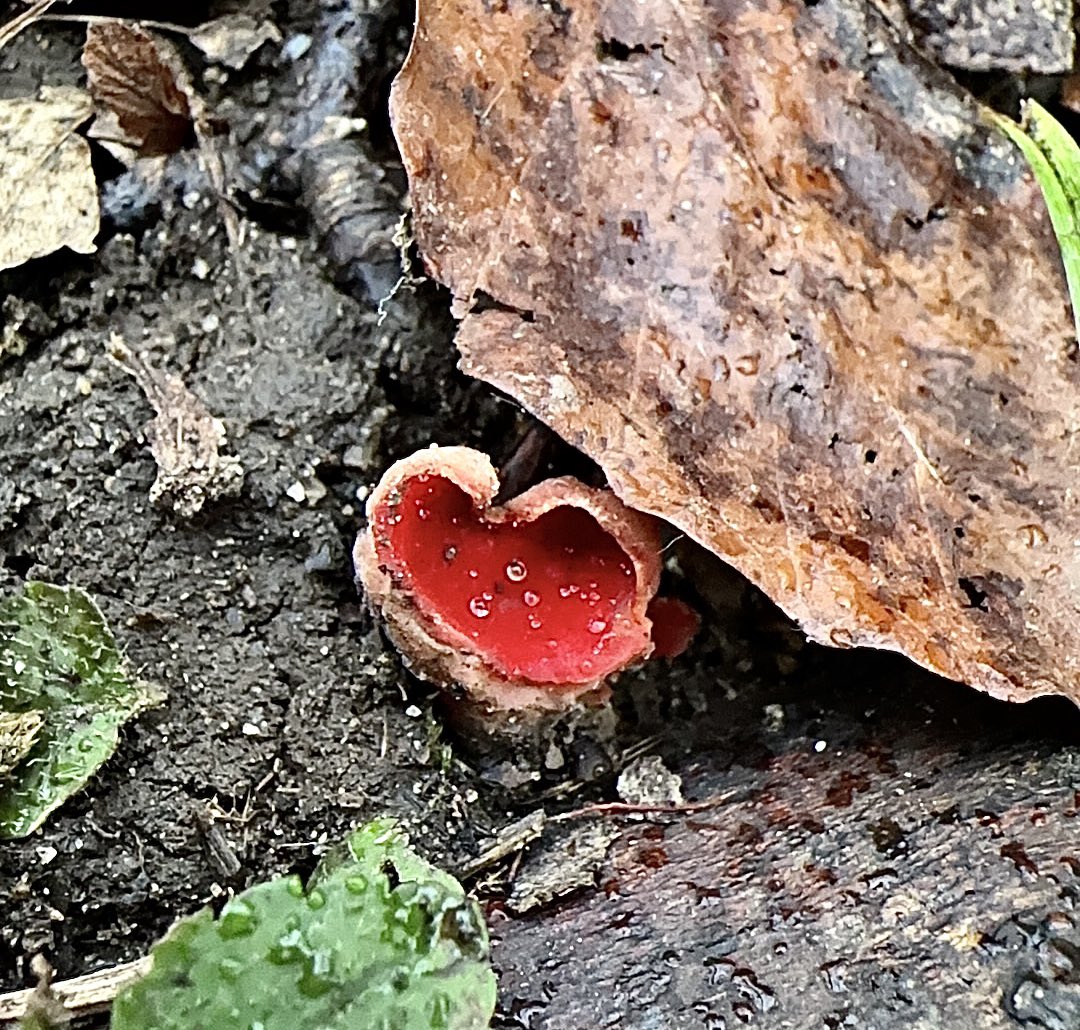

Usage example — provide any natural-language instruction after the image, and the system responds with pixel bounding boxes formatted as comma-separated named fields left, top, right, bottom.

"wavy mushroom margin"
left=353, top=445, right=664, bottom=717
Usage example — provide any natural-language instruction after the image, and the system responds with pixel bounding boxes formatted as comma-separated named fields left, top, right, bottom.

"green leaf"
left=111, top=819, right=497, bottom=1030
left=0, top=581, right=163, bottom=838
left=989, top=100, right=1080, bottom=341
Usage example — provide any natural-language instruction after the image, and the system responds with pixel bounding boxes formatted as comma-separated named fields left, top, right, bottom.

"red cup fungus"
left=353, top=445, right=667, bottom=713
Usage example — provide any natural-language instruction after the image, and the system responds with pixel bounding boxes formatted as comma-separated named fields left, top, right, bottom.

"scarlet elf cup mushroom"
left=353, top=446, right=693, bottom=715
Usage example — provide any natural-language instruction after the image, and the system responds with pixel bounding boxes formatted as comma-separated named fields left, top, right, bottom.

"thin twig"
left=457, top=809, right=546, bottom=880
left=0, top=957, right=151, bottom=1022
left=550, top=789, right=737, bottom=822
left=0, top=0, right=59, bottom=51
left=38, top=12, right=197, bottom=36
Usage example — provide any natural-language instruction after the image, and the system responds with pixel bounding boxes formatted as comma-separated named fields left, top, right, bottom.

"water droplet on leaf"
left=218, top=899, right=258, bottom=939
left=218, top=957, right=244, bottom=981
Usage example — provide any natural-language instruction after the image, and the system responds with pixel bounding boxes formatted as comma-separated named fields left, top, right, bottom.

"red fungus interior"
left=372, top=474, right=648, bottom=685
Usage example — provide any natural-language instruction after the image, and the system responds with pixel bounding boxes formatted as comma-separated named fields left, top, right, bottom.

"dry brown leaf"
left=0, top=86, right=97, bottom=271
left=392, top=0, right=1080, bottom=704
left=82, top=23, right=195, bottom=158
left=108, top=337, right=244, bottom=518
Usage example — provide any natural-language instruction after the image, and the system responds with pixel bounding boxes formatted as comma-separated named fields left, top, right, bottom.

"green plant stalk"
left=988, top=100, right=1080, bottom=342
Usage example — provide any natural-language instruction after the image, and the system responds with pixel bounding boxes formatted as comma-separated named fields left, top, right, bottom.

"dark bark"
left=491, top=652, right=1080, bottom=1029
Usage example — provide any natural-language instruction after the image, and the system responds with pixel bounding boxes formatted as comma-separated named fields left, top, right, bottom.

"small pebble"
left=342, top=445, right=367, bottom=468
left=281, top=33, right=312, bottom=61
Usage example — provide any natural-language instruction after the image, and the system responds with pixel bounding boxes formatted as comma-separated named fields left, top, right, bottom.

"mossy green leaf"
left=0, top=582, right=163, bottom=838
left=111, top=819, right=497, bottom=1030
left=989, top=100, right=1080, bottom=341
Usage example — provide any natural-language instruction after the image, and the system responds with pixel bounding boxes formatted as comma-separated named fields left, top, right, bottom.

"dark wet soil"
left=1, top=3, right=1079, bottom=1028
left=0, top=0, right=517, bottom=991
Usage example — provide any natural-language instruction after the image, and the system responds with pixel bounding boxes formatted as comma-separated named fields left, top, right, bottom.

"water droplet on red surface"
left=505, top=559, right=527, bottom=582
left=371, top=473, right=650, bottom=684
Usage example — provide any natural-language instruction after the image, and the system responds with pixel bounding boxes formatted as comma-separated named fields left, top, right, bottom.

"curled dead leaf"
left=391, top=0, right=1080, bottom=704
left=82, top=23, right=196, bottom=158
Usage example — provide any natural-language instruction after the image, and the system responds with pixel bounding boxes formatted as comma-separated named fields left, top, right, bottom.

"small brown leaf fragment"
left=108, top=337, right=244, bottom=518
left=82, top=23, right=196, bottom=158
left=506, top=821, right=619, bottom=914
left=0, top=86, right=97, bottom=271
left=391, top=0, right=1080, bottom=706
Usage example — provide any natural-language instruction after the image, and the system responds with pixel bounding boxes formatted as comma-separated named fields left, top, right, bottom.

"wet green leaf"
left=0, top=582, right=163, bottom=838
left=989, top=100, right=1080, bottom=341
left=111, top=819, right=497, bottom=1030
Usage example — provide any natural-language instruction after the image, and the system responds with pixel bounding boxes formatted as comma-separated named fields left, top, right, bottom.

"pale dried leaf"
left=0, top=711, right=43, bottom=778
left=506, top=822, right=619, bottom=914
left=108, top=337, right=244, bottom=518
left=0, top=86, right=97, bottom=271
left=189, top=13, right=282, bottom=70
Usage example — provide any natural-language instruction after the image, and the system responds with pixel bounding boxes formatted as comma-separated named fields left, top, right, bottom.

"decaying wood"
left=489, top=662, right=1080, bottom=1029
left=391, top=0, right=1080, bottom=705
